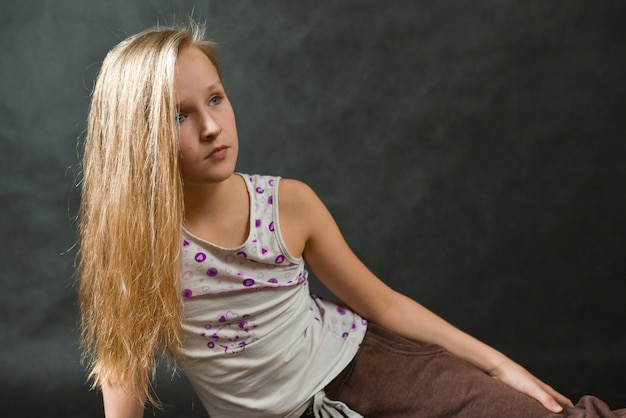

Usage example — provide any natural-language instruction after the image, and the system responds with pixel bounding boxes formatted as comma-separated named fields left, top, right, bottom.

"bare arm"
left=102, top=383, right=145, bottom=418
left=279, top=179, right=572, bottom=413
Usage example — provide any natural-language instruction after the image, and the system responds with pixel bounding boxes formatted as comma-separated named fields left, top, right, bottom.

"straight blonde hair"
left=78, top=22, right=220, bottom=406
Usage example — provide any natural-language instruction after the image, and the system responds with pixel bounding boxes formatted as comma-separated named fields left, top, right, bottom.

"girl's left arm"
left=280, top=179, right=572, bottom=413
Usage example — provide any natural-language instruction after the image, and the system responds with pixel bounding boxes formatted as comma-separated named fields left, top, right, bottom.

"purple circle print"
left=182, top=289, right=192, bottom=298
left=195, top=252, right=207, bottom=262
left=206, top=267, right=218, bottom=277
left=242, top=278, right=255, bottom=287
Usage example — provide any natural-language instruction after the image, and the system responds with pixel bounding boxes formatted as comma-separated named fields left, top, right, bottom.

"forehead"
left=175, top=46, right=220, bottom=92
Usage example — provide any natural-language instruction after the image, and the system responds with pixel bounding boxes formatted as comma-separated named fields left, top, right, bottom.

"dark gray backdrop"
left=1, top=1, right=624, bottom=417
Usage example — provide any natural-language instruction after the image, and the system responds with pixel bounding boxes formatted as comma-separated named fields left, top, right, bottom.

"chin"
left=208, top=167, right=238, bottom=184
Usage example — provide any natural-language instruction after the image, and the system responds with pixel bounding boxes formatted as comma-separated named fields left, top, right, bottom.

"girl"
left=78, top=22, right=625, bottom=418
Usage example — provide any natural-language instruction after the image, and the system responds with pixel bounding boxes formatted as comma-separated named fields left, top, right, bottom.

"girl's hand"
left=488, top=358, right=574, bottom=413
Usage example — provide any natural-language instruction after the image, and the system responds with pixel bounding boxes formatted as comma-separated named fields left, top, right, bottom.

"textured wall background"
left=1, top=1, right=624, bottom=416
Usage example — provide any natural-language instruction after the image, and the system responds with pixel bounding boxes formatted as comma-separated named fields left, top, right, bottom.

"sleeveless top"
left=177, top=174, right=368, bottom=418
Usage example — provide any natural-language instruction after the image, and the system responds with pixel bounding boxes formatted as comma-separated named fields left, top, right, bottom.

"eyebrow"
left=176, top=81, right=224, bottom=108
left=206, top=81, right=223, bottom=91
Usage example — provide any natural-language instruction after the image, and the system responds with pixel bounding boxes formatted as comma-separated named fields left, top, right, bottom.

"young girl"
left=78, top=22, right=625, bottom=418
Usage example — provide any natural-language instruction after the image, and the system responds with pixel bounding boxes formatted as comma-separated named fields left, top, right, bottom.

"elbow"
left=361, top=287, right=397, bottom=325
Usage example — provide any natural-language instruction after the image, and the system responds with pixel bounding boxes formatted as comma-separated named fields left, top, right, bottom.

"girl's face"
left=174, top=46, right=238, bottom=186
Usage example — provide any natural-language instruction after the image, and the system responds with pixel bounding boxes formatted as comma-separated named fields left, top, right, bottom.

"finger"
left=541, top=382, right=574, bottom=408
left=530, top=387, right=564, bottom=413
left=499, top=375, right=563, bottom=413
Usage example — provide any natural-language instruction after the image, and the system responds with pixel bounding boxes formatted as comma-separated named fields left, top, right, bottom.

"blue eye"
left=176, top=113, right=187, bottom=124
left=209, top=95, right=222, bottom=106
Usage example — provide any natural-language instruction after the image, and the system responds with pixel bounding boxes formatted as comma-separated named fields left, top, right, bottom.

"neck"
left=182, top=174, right=250, bottom=246
left=183, top=174, right=239, bottom=219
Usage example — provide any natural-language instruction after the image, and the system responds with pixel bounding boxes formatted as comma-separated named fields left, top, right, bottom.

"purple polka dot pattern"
left=195, top=252, right=206, bottom=262
left=179, top=175, right=367, bottom=358
left=297, top=272, right=306, bottom=284
left=177, top=174, right=369, bottom=412
left=195, top=310, right=260, bottom=354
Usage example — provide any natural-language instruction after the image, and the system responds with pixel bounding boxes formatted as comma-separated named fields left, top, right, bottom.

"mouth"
left=207, top=145, right=228, bottom=160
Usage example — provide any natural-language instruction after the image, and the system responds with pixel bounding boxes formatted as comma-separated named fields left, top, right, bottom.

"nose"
left=199, top=109, right=222, bottom=140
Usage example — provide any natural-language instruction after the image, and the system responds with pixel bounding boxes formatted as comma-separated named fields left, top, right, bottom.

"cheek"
left=177, top=137, right=193, bottom=166
left=178, top=146, right=195, bottom=170
left=177, top=129, right=188, bottom=147
left=178, top=151, right=194, bottom=180
left=177, top=131, right=194, bottom=156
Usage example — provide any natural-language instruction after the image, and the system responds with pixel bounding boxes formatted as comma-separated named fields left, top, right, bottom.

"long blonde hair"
left=78, top=22, right=219, bottom=406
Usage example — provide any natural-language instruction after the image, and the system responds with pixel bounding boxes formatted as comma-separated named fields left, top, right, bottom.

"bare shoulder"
left=277, top=178, right=318, bottom=206
left=276, top=178, right=324, bottom=257
left=277, top=177, right=330, bottom=222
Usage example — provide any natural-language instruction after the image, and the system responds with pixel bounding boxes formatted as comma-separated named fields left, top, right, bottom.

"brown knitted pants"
left=314, top=323, right=626, bottom=417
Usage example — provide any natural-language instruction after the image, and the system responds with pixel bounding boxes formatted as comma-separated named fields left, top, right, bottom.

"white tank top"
left=178, top=174, right=367, bottom=417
